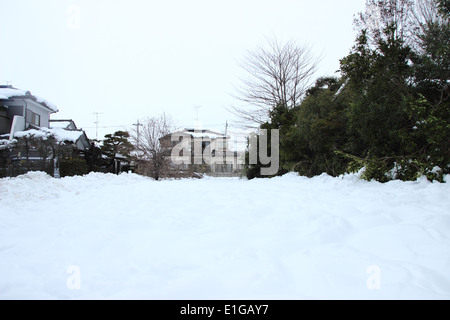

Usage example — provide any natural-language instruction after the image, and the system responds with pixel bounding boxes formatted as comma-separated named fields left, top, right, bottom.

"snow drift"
left=0, top=171, right=449, bottom=300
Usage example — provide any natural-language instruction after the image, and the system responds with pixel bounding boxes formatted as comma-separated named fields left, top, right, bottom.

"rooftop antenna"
left=194, top=106, right=202, bottom=131
left=93, top=112, right=103, bottom=140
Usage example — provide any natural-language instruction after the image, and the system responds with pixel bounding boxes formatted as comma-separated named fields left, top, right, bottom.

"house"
left=160, top=128, right=244, bottom=177
left=0, top=85, right=91, bottom=177
left=49, top=119, right=91, bottom=154
left=49, top=119, right=78, bottom=130
left=0, top=85, right=58, bottom=137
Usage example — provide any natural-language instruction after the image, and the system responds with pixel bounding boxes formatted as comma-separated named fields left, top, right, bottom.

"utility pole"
left=93, top=112, right=103, bottom=141
left=133, top=119, right=143, bottom=150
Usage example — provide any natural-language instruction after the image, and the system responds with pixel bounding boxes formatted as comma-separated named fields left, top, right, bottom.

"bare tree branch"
left=409, top=0, right=446, bottom=51
left=130, top=113, right=176, bottom=180
left=228, top=37, right=320, bottom=128
left=354, top=0, right=447, bottom=56
left=355, top=0, right=415, bottom=43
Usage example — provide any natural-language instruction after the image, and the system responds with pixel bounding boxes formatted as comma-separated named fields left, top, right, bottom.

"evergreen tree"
left=244, top=103, right=298, bottom=179
left=245, top=0, right=448, bottom=182
left=410, top=0, right=450, bottom=180
left=293, top=77, right=352, bottom=177
left=101, top=131, right=134, bottom=173
left=339, top=0, right=449, bottom=181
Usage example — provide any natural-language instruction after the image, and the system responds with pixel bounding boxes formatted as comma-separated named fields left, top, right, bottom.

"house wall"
left=0, top=98, right=54, bottom=136
left=1, top=101, right=26, bottom=134
left=0, top=106, right=10, bottom=135
left=6, top=103, right=25, bottom=119
left=10, top=116, right=25, bottom=139
left=25, top=100, right=50, bottom=128
left=76, top=135, right=91, bottom=151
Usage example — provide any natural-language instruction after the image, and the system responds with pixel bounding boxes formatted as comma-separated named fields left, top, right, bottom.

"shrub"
left=60, top=158, right=89, bottom=177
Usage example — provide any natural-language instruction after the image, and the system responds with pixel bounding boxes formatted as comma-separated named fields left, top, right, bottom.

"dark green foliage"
left=337, top=1, right=449, bottom=181
left=244, top=126, right=277, bottom=179
left=293, top=77, right=352, bottom=177
left=60, top=158, right=89, bottom=177
left=244, top=0, right=448, bottom=182
left=11, top=136, right=54, bottom=175
left=267, top=104, right=298, bottom=175
left=101, top=131, right=134, bottom=173
left=341, top=25, right=414, bottom=157
left=250, top=0, right=449, bottom=182
left=438, top=0, right=450, bottom=15
left=244, top=103, right=298, bottom=179
left=244, top=134, right=262, bottom=180
left=101, top=131, right=134, bottom=160
left=84, top=143, right=104, bottom=172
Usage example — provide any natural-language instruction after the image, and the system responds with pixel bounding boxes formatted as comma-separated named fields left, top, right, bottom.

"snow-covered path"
left=0, top=172, right=449, bottom=300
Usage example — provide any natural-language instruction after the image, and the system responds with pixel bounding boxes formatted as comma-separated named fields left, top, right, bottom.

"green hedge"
left=60, top=159, right=89, bottom=177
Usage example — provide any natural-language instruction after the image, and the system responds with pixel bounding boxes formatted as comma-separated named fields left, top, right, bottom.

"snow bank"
left=0, top=172, right=449, bottom=300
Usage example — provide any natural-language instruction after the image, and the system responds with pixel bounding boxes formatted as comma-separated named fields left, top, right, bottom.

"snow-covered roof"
left=176, top=129, right=229, bottom=140
left=13, top=127, right=84, bottom=143
left=49, top=120, right=75, bottom=129
left=0, top=86, right=59, bottom=113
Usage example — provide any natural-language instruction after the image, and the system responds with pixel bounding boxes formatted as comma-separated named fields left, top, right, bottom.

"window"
left=31, top=112, right=40, bottom=126
left=0, top=107, right=7, bottom=117
left=217, top=138, right=227, bottom=149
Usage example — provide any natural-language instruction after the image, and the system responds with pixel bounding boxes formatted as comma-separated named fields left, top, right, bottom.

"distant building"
left=160, top=128, right=244, bottom=177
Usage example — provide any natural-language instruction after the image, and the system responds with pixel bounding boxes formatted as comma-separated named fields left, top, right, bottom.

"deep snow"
left=0, top=171, right=449, bottom=300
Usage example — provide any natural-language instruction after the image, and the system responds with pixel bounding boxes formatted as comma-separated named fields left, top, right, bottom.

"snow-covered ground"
left=0, top=171, right=449, bottom=300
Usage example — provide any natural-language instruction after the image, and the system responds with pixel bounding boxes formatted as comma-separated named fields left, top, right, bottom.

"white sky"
left=0, top=0, right=366, bottom=140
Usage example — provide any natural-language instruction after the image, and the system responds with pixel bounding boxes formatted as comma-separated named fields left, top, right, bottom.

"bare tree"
left=409, top=0, right=446, bottom=50
left=131, top=113, right=175, bottom=180
left=228, top=37, right=320, bottom=128
left=355, top=0, right=446, bottom=51
left=355, top=0, right=415, bottom=44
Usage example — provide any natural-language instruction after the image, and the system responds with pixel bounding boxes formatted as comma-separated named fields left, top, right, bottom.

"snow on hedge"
left=0, top=138, right=16, bottom=150
left=0, top=172, right=449, bottom=299
left=13, top=127, right=83, bottom=143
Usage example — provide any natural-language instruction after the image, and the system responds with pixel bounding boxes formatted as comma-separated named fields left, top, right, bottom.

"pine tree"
left=101, top=131, right=134, bottom=173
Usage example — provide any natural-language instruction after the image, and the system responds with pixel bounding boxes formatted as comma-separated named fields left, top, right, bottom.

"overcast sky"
left=0, top=0, right=366, bottom=140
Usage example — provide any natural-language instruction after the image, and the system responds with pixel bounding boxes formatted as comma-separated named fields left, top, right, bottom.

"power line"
left=83, top=123, right=238, bottom=130
left=83, top=125, right=130, bottom=129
